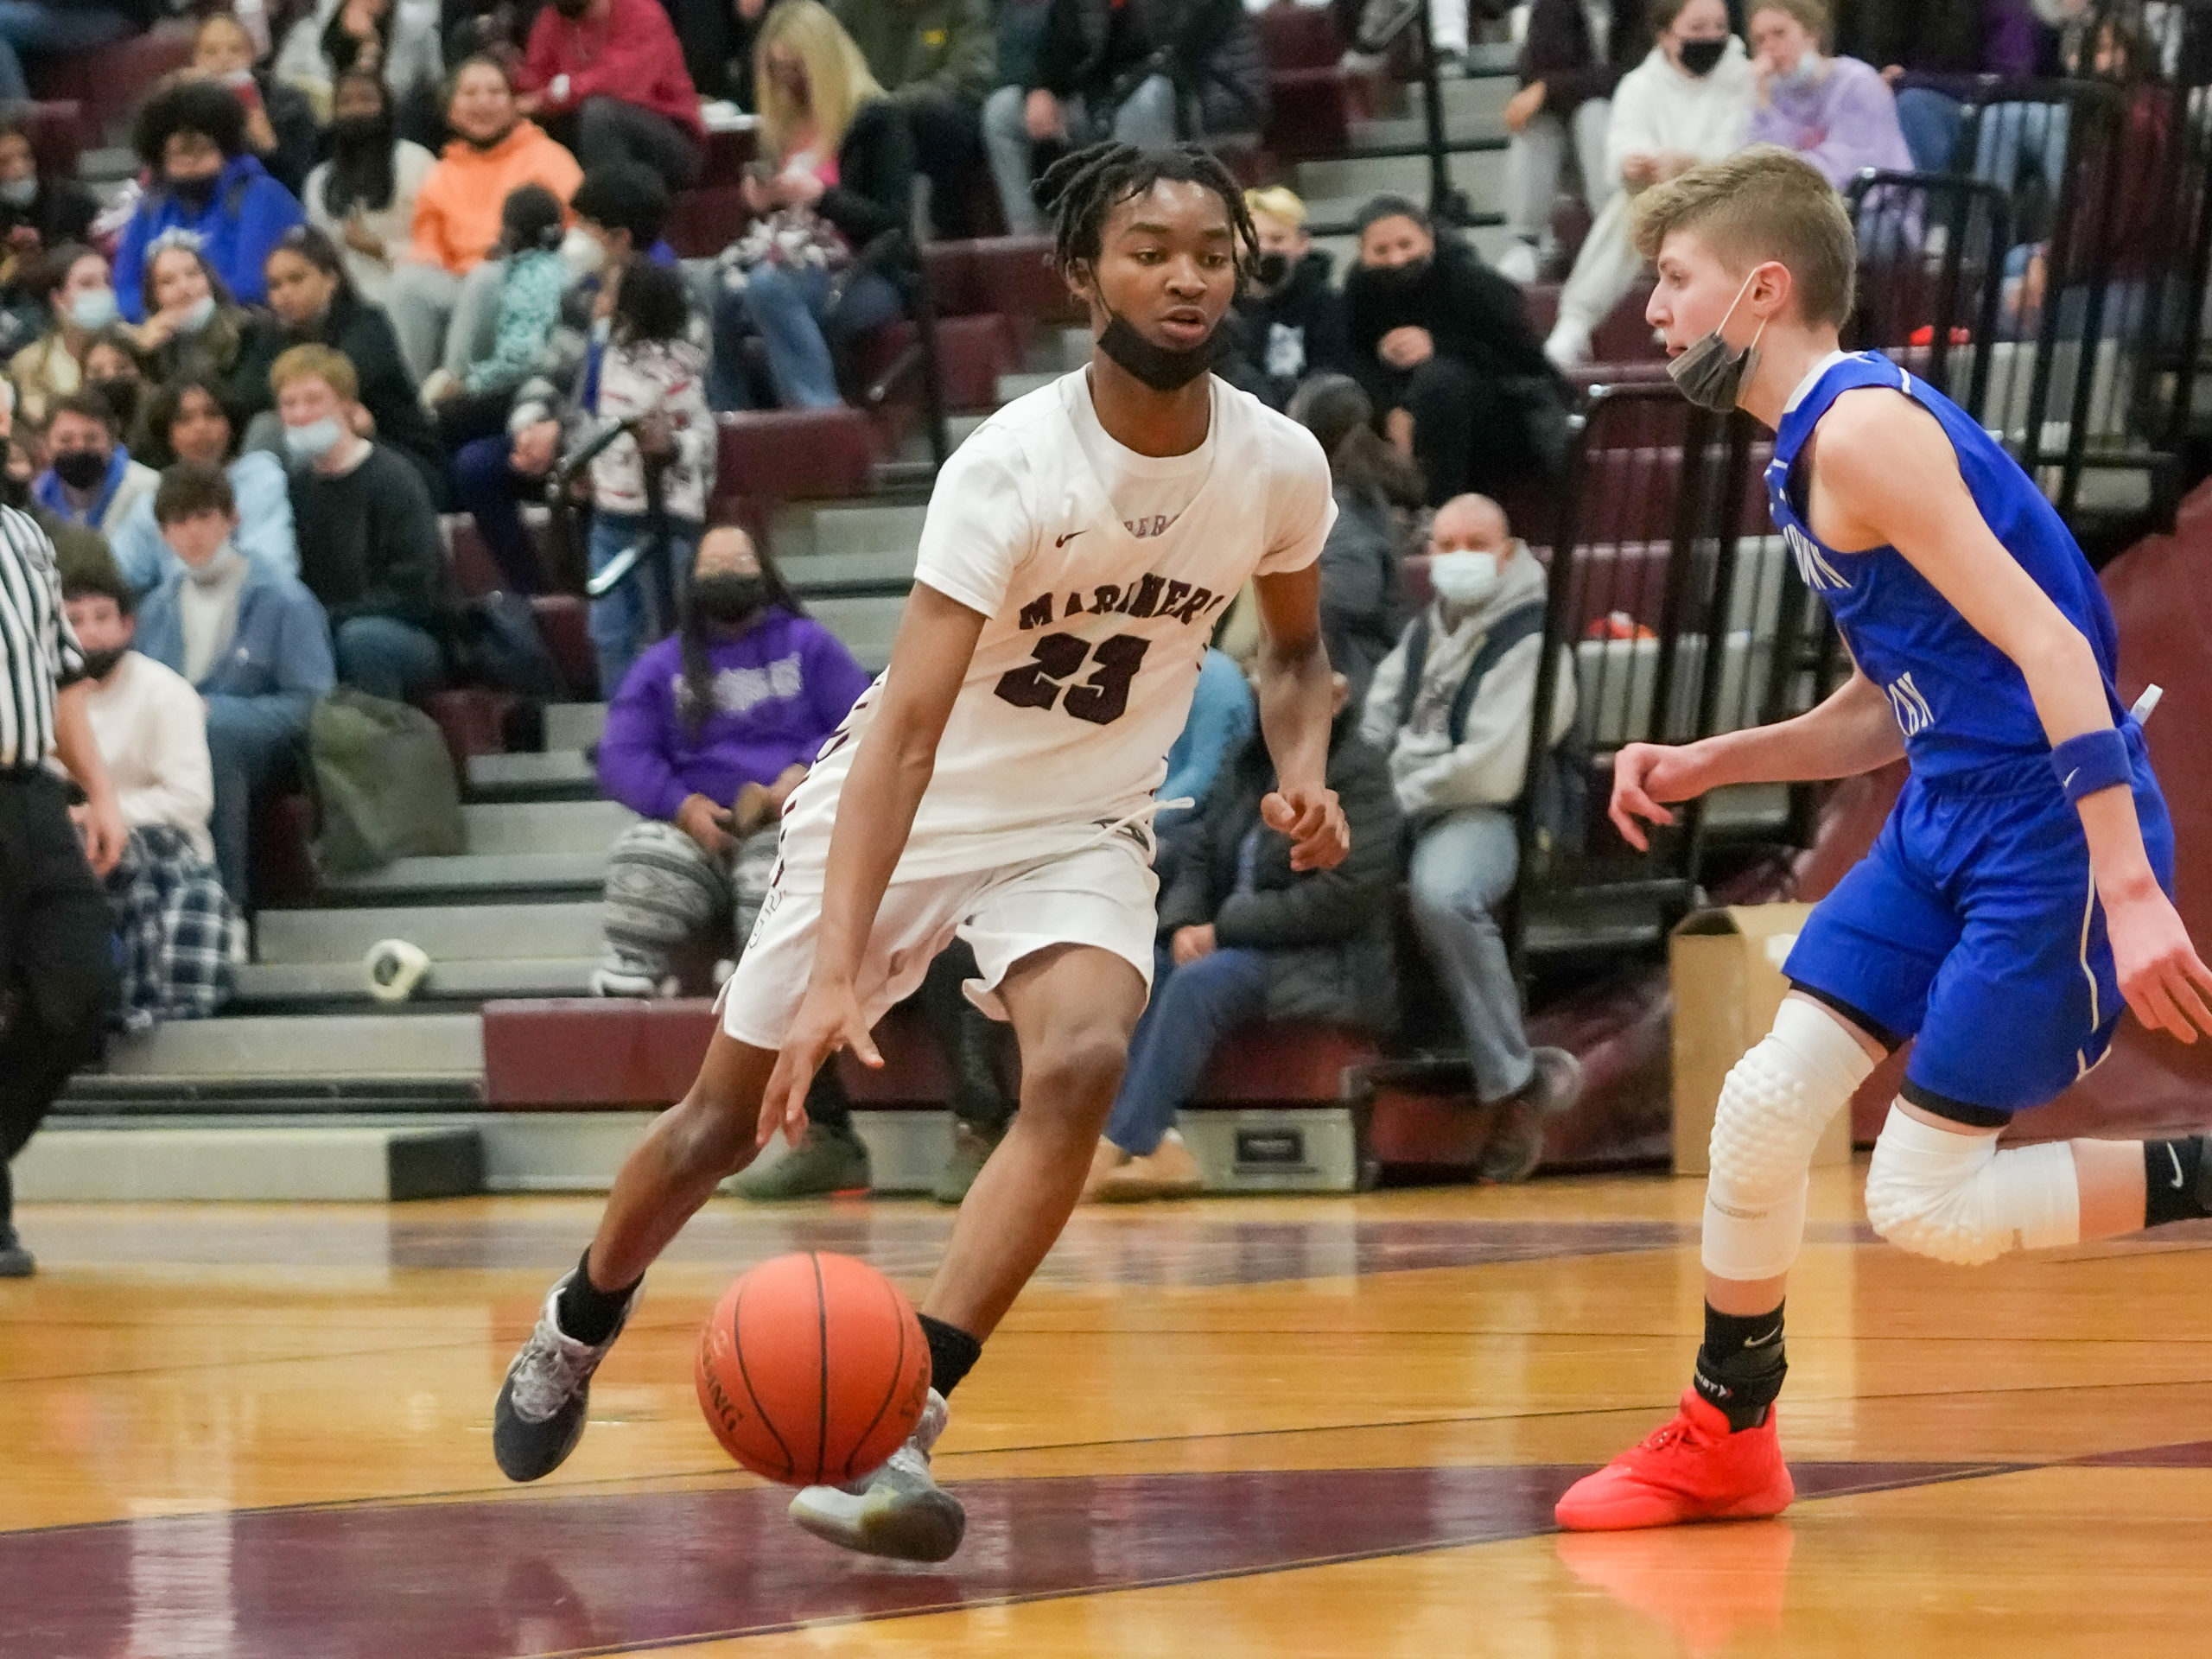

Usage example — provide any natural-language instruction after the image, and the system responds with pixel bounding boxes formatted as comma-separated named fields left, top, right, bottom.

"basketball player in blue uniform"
left=1556, top=147, right=2212, bottom=1529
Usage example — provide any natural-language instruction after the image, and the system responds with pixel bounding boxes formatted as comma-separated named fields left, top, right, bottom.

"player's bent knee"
left=1701, top=997, right=1879, bottom=1281
left=1024, top=1030, right=1130, bottom=1119
left=1863, top=1105, right=2079, bottom=1267
left=663, top=1092, right=760, bottom=1182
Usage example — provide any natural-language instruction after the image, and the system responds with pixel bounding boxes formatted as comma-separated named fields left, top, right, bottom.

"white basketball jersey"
left=774, top=370, right=1335, bottom=887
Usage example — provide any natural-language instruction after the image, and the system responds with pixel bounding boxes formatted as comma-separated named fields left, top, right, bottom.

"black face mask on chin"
left=168, top=172, right=219, bottom=211
left=52, top=449, right=109, bottom=492
left=1253, top=251, right=1291, bottom=289
left=1362, top=256, right=1432, bottom=298
left=1096, top=307, right=1217, bottom=393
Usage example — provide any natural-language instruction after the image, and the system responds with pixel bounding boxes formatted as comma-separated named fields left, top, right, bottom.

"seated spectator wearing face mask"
left=303, top=67, right=441, bottom=307
left=1543, top=0, right=1752, bottom=369
left=112, top=78, right=306, bottom=322
left=1084, top=670, right=1401, bottom=1203
left=35, top=391, right=158, bottom=540
left=1360, top=493, right=1584, bottom=1183
left=78, top=330, right=147, bottom=451
left=110, top=378, right=300, bottom=595
left=191, top=10, right=321, bottom=199
left=1344, top=195, right=1563, bottom=507
left=10, top=245, right=119, bottom=429
left=0, top=120, right=98, bottom=308
left=135, top=236, right=253, bottom=393
left=1745, top=0, right=1910, bottom=192
left=273, top=343, right=451, bottom=702
left=592, top=524, right=871, bottom=998
left=1216, top=187, right=1354, bottom=413
left=58, top=548, right=245, bottom=1027
left=133, top=462, right=334, bottom=906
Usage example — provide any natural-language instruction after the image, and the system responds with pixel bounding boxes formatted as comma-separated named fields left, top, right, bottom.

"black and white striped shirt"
left=0, top=505, right=83, bottom=770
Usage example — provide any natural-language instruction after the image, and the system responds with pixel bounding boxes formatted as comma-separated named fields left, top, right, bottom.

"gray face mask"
left=1667, top=270, right=1766, bottom=412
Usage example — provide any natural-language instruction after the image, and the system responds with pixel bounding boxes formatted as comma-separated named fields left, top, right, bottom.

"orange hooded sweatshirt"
left=407, top=120, right=583, bottom=276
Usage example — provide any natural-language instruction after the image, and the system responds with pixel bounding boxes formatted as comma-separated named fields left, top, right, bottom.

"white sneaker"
left=788, top=1388, right=966, bottom=1562
left=1495, top=240, right=1541, bottom=284
left=588, top=965, right=678, bottom=999
left=1545, top=317, right=1593, bottom=370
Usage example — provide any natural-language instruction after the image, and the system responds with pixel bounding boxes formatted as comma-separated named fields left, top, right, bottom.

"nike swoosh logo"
left=1744, top=1325, right=1784, bottom=1347
left=2063, top=768, right=2081, bottom=789
left=1056, top=530, right=1086, bottom=547
left=2171, top=1145, right=2186, bottom=1190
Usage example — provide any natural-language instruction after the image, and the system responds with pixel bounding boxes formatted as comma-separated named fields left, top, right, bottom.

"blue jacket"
left=135, top=557, right=334, bottom=749
left=114, top=154, right=305, bottom=321
left=108, top=450, right=298, bottom=594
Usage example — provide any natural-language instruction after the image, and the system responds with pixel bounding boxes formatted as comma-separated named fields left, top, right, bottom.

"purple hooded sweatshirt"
left=596, top=607, right=872, bottom=823
left=1748, top=54, right=1915, bottom=190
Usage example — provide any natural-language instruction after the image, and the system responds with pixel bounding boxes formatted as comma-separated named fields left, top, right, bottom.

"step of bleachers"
left=782, top=547, right=916, bottom=594
left=93, top=1012, right=484, bottom=1082
left=802, top=596, right=906, bottom=671
left=460, top=798, right=635, bottom=855
left=318, top=852, right=609, bottom=904
left=234, top=956, right=598, bottom=1007
left=1295, top=145, right=1505, bottom=210
left=467, top=751, right=599, bottom=802
left=12, top=1122, right=484, bottom=1201
left=543, top=702, right=607, bottom=752
left=256, top=901, right=605, bottom=965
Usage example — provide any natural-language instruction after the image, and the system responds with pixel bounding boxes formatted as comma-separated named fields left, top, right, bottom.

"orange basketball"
left=694, top=1251, right=931, bottom=1485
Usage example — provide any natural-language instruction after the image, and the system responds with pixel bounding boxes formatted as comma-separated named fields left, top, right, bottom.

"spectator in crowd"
left=1837, top=0, right=2040, bottom=175
left=386, top=54, right=582, bottom=384
left=1218, top=186, right=1354, bottom=411
left=831, top=0, right=995, bottom=237
left=1361, top=493, right=1583, bottom=1183
left=514, top=0, right=705, bottom=189
left=1542, top=0, right=1752, bottom=368
left=590, top=258, right=715, bottom=696
left=273, top=344, right=450, bottom=701
left=79, top=329, right=147, bottom=447
left=1343, top=196, right=1564, bottom=505
left=58, top=551, right=244, bottom=1030
left=35, top=391, right=157, bottom=540
left=303, top=67, right=441, bottom=305
left=1498, top=0, right=1653, bottom=283
left=135, top=237, right=252, bottom=393
left=422, top=181, right=570, bottom=439
left=566, top=161, right=677, bottom=275
left=709, top=3, right=913, bottom=413
left=0, top=2, right=149, bottom=105
left=1285, top=372, right=1419, bottom=698
left=1085, top=670, right=1400, bottom=1202
left=133, top=461, right=333, bottom=904
left=1154, top=626, right=1253, bottom=873
left=275, top=0, right=448, bottom=130
left=0, top=118, right=99, bottom=285
left=1745, top=0, right=1910, bottom=191
left=240, top=226, right=445, bottom=495
left=983, top=0, right=1268, bottom=236
left=591, top=524, right=871, bottom=996
left=114, top=79, right=306, bottom=321
left=10, top=244, right=117, bottom=427
left=192, top=10, right=321, bottom=199
left=110, top=378, right=299, bottom=594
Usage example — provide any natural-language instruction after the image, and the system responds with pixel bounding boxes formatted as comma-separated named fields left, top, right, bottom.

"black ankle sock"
left=1692, top=1301, right=1788, bottom=1432
left=556, top=1249, right=640, bottom=1346
left=2144, top=1135, right=2212, bottom=1229
left=918, top=1313, right=982, bottom=1398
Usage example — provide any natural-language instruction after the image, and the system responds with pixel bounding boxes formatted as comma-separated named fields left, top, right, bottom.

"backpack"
left=308, top=687, right=467, bottom=874
left=1393, top=599, right=1589, bottom=869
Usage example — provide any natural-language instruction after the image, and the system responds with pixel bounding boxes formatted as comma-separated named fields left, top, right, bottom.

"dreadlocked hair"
left=1034, top=142, right=1261, bottom=283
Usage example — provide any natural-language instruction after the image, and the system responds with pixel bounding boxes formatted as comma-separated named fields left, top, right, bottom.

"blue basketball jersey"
left=1764, top=351, right=2128, bottom=781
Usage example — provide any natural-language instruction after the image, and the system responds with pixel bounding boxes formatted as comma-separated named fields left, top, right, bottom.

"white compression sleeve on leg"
left=1863, top=1106, right=2081, bottom=1266
left=1701, top=997, right=1881, bottom=1281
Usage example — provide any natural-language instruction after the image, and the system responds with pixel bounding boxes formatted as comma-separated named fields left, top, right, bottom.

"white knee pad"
left=1701, top=998, right=1879, bottom=1281
left=1863, top=1106, right=2080, bottom=1266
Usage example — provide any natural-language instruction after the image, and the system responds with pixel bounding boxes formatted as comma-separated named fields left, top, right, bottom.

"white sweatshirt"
left=83, top=652, right=216, bottom=866
left=1605, top=38, right=1757, bottom=189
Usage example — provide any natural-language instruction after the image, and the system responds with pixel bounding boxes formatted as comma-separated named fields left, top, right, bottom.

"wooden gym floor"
left=4, top=1168, right=2209, bottom=1656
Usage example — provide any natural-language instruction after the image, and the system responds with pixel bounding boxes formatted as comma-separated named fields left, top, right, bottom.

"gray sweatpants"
left=598, top=818, right=780, bottom=983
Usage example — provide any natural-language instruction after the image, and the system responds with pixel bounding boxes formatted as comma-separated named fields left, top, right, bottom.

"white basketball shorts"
left=716, top=834, right=1159, bottom=1049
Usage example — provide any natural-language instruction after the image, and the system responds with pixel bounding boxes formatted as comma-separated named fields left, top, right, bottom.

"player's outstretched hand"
left=760, top=978, right=882, bottom=1147
left=1609, top=742, right=1712, bottom=852
left=1263, top=785, right=1349, bottom=871
left=2107, top=887, right=2212, bottom=1045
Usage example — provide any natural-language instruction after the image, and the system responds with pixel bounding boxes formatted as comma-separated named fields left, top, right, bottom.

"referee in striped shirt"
left=1, top=495, right=124, bottom=1278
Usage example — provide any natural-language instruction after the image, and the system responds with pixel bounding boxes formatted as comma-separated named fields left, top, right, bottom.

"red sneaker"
left=1554, top=1389, right=1794, bottom=1531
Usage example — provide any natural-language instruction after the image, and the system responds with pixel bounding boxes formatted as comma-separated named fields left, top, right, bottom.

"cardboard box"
left=1669, top=905, right=1852, bottom=1176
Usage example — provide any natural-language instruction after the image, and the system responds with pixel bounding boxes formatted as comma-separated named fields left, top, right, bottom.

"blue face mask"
left=1776, top=50, right=1822, bottom=88
left=284, top=415, right=344, bottom=463
left=67, top=288, right=118, bottom=332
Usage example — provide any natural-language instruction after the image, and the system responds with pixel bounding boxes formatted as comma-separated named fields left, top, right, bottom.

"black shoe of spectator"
left=1480, top=1046, right=1584, bottom=1184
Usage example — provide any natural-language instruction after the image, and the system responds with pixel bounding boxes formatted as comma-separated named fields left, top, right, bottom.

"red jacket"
left=518, top=0, right=705, bottom=139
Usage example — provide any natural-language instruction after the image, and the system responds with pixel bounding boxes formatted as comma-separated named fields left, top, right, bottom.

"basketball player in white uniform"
left=491, top=143, right=1351, bottom=1564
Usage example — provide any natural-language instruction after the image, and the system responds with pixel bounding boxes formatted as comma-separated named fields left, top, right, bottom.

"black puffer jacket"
left=1159, top=713, right=1402, bottom=1033
left=1218, top=250, right=1355, bottom=411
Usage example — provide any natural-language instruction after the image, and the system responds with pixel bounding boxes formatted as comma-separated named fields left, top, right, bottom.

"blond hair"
left=1245, top=186, right=1306, bottom=228
left=1632, top=145, right=1857, bottom=326
left=269, top=343, right=359, bottom=402
left=755, top=2, right=885, bottom=162
left=1746, top=0, right=1831, bottom=50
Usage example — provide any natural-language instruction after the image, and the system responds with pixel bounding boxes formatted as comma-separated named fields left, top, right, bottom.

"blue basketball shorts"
left=1782, top=735, right=2175, bottom=1121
